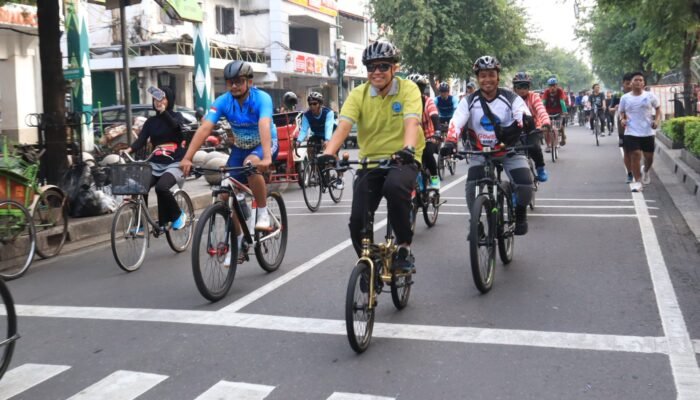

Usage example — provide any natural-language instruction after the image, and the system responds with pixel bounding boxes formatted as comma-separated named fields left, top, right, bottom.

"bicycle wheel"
left=448, top=156, right=456, bottom=175
left=0, top=279, right=18, bottom=380
left=469, top=195, right=496, bottom=294
left=409, top=196, right=418, bottom=234
left=302, top=163, right=322, bottom=212
left=390, top=269, right=412, bottom=310
left=528, top=158, right=537, bottom=211
left=345, top=261, right=375, bottom=353
left=594, top=118, right=600, bottom=146
left=549, top=130, right=557, bottom=163
left=192, top=203, right=237, bottom=302
left=437, top=154, right=446, bottom=180
left=255, top=192, right=288, bottom=272
left=0, top=200, right=36, bottom=280
left=422, top=190, right=440, bottom=227
left=327, top=169, right=344, bottom=203
left=497, top=183, right=515, bottom=265
left=110, top=201, right=149, bottom=272
left=166, top=190, right=194, bottom=253
left=33, top=188, right=68, bottom=259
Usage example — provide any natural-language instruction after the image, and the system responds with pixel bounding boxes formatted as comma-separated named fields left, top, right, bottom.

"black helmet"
left=224, top=60, right=254, bottom=80
left=283, top=91, right=298, bottom=109
left=439, top=82, right=450, bottom=92
left=472, top=55, right=501, bottom=75
left=362, top=41, right=400, bottom=65
left=407, top=73, right=428, bottom=86
left=512, top=71, right=532, bottom=84
left=307, top=92, right=324, bottom=104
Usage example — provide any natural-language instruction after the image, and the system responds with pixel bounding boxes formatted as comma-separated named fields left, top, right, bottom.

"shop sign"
left=287, top=0, right=337, bottom=17
left=287, top=51, right=336, bottom=78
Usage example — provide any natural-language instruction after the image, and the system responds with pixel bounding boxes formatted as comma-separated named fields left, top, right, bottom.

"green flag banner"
left=154, top=0, right=203, bottom=23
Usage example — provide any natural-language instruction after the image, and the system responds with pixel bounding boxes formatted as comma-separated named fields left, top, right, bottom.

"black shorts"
left=623, top=135, right=655, bottom=153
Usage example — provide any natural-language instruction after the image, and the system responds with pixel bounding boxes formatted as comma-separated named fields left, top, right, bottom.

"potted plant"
left=681, top=120, right=700, bottom=173
left=658, top=117, right=698, bottom=149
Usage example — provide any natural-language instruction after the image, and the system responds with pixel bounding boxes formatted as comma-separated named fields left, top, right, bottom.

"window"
left=289, top=27, right=319, bottom=54
left=160, top=8, right=183, bottom=25
left=216, top=6, right=236, bottom=35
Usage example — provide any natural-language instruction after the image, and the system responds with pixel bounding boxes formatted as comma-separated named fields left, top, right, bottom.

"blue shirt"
left=434, top=95, right=459, bottom=120
left=205, top=87, right=278, bottom=149
left=298, top=107, right=335, bottom=142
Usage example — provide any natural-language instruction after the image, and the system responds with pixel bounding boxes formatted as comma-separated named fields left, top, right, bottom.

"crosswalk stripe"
left=0, top=363, right=71, bottom=399
left=66, top=370, right=167, bottom=400
left=194, top=380, right=276, bottom=400
left=327, top=393, right=395, bottom=400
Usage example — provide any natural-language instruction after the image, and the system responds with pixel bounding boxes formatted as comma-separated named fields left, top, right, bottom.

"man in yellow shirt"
left=320, top=41, right=425, bottom=272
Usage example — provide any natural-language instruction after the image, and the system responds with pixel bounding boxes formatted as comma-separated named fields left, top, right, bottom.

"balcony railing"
left=90, top=40, right=269, bottom=64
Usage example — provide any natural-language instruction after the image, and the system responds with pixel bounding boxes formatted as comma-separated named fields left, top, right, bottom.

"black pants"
left=421, top=141, right=439, bottom=177
left=590, top=109, right=607, bottom=133
left=525, top=132, right=545, bottom=169
left=146, top=172, right=180, bottom=227
left=349, top=162, right=418, bottom=257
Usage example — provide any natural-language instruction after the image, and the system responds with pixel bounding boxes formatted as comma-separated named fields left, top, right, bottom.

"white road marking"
left=66, top=370, right=168, bottom=400
left=439, top=212, right=653, bottom=218
left=632, top=191, right=700, bottom=398
left=0, top=363, right=71, bottom=399
left=194, top=381, right=276, bottom=400
left=439, top=204, right=651, bottom=209
left=440, top=196, right=655, bottom=202
left=13, top=305, right=669, bottom=355
left=327, top=393, right=395, bottom=400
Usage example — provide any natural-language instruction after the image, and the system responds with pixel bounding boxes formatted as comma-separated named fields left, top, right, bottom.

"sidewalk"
left=654, top=138, right=700, bottom=242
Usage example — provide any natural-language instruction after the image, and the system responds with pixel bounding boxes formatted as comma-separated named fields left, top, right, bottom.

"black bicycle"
left=339, top=158, right=414, bottom=353
left=191, top=164, right=288, bottom=302
left=0, top=278, right=18, bottom=380
left=413, top=160, right=443, bottom=229
left=298, top=140, right=344, bottom=212
left=462, top=145, right=528, bottom=294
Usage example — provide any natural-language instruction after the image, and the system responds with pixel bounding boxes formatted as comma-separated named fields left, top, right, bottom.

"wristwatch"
left=404, top=145, right=416, bottom=154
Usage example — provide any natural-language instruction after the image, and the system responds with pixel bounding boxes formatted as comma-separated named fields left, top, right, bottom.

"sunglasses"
left=308, top=102, right=320, bottom=106
left=514, top=83, right=530, bottom=90
left=229, top=77, right=248, bottom=87
left=548, top=84, right=556, bottom=87
left=366, top=63, right=392, bottom=73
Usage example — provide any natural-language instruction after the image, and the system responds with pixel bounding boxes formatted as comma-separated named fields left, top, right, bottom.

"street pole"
left=120, top=0, right=133, bottom=146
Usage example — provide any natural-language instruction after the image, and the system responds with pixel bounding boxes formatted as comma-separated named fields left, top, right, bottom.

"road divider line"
left=441, top=196, right=655, bottom=202
left=66, top=370, right=168, bottom=400
left=194, top=380, right=276, bottom=400
left=0, top=363, right=71, bottom=399
left=327, top=392, right=395, bottom=400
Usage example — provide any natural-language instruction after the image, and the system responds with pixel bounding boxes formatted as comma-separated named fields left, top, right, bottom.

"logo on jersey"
left=392, top=102, right=403, bottom=113
left=480, top=115, right=500, bottom=132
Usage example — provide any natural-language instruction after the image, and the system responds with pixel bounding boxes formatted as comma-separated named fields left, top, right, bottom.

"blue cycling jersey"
left=205, top=87, right=278, bottom=149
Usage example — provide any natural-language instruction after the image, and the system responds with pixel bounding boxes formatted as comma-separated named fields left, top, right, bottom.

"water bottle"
left=416, top=173, right=424, bottom=192
left=237, top=193, right=251, bottom=221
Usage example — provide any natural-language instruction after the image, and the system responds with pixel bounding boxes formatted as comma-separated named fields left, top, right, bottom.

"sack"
left=62, top=164, right=106, bottom=218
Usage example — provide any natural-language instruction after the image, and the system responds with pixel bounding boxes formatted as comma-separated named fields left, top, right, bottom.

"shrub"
left=684, top=121, right=700, bottom=157
left=661, top=116, right=700, bottom=143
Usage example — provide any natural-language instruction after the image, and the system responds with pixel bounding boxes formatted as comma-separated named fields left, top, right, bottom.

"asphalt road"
left=2, top=125, right=700, bottom=400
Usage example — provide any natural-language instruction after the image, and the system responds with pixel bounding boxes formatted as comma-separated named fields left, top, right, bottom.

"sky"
left=521, top=0, right=589, bottom=61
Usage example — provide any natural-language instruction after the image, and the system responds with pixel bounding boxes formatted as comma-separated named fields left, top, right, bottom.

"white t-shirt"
left=619, top=91, right=660, bottom=137
left=582, top=95, right=591, bottom=111
left=447, top=88, right=527, bottom=147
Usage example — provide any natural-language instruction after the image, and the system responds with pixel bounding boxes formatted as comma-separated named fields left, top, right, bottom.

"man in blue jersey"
left=296, top=92, right=335, bottom=155
left=181, top=60, right=278, bottom=249
left=434, top=82, right=459, bottom=128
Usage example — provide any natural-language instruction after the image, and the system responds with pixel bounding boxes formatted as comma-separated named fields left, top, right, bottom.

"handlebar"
left=458, top=143, right=535, bottom=157
left=192, top=162, right=257, bottom=179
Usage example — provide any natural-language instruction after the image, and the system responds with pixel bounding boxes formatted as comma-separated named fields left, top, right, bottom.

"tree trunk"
left=37, top=1, right=67, bottom=185
left=681, top=30, right=699, bottom=116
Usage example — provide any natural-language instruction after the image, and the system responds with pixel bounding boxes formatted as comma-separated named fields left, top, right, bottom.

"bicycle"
left=434, top=134, right=457, bottom=179
left=109, top=150, right=195, bottom=272
left=341, top=158, right=415, bottom=353
left=0, top=200, right=36, bottom=281
left=0, top=278, right=19, bottom=380
left=191, top=164, right=288, bottom=302
left=413, top=158, right=444, bottom=228
left=462, top=145, right=527, bottom=294
left=592, top=104, right=602, bottom=146
left=298, top=140, right=344, bottom=212
left=546, top=114, right=562, bottom=163
left=519, top=133, right=540, bottom=211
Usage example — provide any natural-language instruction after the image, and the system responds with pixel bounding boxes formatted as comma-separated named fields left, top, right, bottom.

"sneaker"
left=129, top=226, right=145, bottom=237
left=642, top=168, right=651, bottom=185
left=393, top=246, right=415, bottom=272
left=631, top=182, right=643, bottom=192
left=626, top=172, right=633, bottom=184
left=429, top=175, right=441, bottom=190
left=514, top=206, right=528, bottom=236
left=334, top=179, right=344, bottom=190
left=172, top=211, right=187, bottom=230
left=544, top=147, right=552, bottom=153
left=255, top=212, right=271, bottom=231
left=536, top=167, right=549, bottom=182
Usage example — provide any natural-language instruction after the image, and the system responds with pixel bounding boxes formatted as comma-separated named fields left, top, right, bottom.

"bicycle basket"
left=109, top=163, right=152, bottom=195
left=0, top=169, right=33, bottom=207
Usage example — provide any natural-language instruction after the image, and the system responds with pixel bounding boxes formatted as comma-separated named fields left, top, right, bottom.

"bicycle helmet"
left=466, top=81, right=477, bottom=90
left=407, top=74, right=429, bottom=93
left=472, top=55, right=501, bottom=75
left=512, top=71, right=532, bottom=84
left=547, top=77, right=558, bottom=85
left=223, top=60, right=254, bottom=80
left=307, top=92, right=324, bottom=104
left=283, top=91, right=298, bottom=109
left=362, top=41, right=400, bottom=65
left=438, top=82, right=450, bottom=92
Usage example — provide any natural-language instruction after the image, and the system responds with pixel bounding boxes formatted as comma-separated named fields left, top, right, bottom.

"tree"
left=369, top=0, right=529, bottom=89
left=508, top=45, right=594, bottom=91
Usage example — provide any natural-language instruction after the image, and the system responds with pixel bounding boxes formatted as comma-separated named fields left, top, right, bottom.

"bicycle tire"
left=166, top=190, right=194, bottom=253
left=437, top=154, right=446, bottom=180
left=111, top=201, right=149, bottom=272
left=0, top=279, right=18, bottom=380
left=327, top=169, right=344, bottom=203
left=390, top=269, right=412, bottom=310
left=469, top=195, right=496, bottom=294
left=255, top=192, right=288, bottom=273
left=549, top=129, right=557, bottom=163
left=192, top=203, right=237, bottom=302
left=595, top=118, right=600, bottom=146
left=0, top=200, right=36, bottom=280
left=553, top=130, right=559, bottom=161
left=448, top=157, right=456, bottom=175
left=33, top=188, right=68, bottom=259
left=497, top=183, right=515, bottom=265
left=528, top=158, right=537, bottom=211
left=409, top=197, right=418, bottom=234
left=422, top=190, right=439, bottom=227
left=345, top=261, right=375, bottom=353
left=302, top=163, right=322, bottom=212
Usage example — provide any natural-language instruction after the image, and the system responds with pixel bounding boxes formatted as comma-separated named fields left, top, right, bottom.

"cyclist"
left=512, top=72, right=549, bottom=182
left=543, top=77, right=568, bottom=146
left=408, top=73, right=441, bottom=189
left=575, top=92, right=584, bottom=125
left=445, top=55, right=533, bottom=235
left=435, top=82, right=459, bottom=129
left=589, top=83, right=607, bottom=135
left=122, top=86, right=188, bottom=232
left=319, top=40, right=425, bottom=271
left=180, top=60, right=278, bottom=264
left=283, top=91, right=298, bottom=111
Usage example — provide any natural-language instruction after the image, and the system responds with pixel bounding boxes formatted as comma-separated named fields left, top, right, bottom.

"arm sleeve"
left=324, top=111, right=335, bottom=140
left=651, top=93, right=660, bottom=109
left=204, top=96, right=225, bottom=125
left=511, top=95, right=528, bottom=123
left=130, top=119, right=151, bottom=152
left=530, top=94, right=551, bottom=127
left=426, top=96, right=438, bottom=117
left=258, top=92, right=274, bottom=120
left=618, top=96, right=627, bottom=114
left=447, top=97, right=470, bottom=143
left=402, top=83, right=422, bottom=121
left=298, top=114, right=310, bottom=142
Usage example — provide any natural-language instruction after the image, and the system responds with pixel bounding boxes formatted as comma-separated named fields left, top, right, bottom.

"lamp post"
left=335, top=36, right=345, bottom=109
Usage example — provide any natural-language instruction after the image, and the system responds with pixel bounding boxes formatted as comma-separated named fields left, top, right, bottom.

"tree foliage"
left=507, top=45, right=594, bottom=92
left=369, top=0, right=529, bottom=85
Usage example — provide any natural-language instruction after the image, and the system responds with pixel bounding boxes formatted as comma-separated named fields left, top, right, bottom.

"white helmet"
left=100, top=154, right=123, bottom=166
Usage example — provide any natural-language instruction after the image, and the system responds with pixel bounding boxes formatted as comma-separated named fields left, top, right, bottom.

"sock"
left=237, top=234, right=243, bottom=249
left=257, top=206, right=268, bottom=217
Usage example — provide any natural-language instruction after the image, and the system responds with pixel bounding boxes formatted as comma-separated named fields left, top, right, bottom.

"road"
left=1, top=125, right=700, bottom=400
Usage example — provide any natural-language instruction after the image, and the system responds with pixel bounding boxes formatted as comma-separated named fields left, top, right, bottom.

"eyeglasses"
left=229, top=77, right=248, bottom=87
left=548, top=84, right=556, bottom=88
left=308, top=102, right=319, bottom=106
left=514, top=83, right=530, bottom=90
left=366, top=63, right=392, bottom=73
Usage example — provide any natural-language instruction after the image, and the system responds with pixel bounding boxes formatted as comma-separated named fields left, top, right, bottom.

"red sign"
left=306, top=57, right=315, bottom=73
left=295, top=55, right=306, bottom=73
